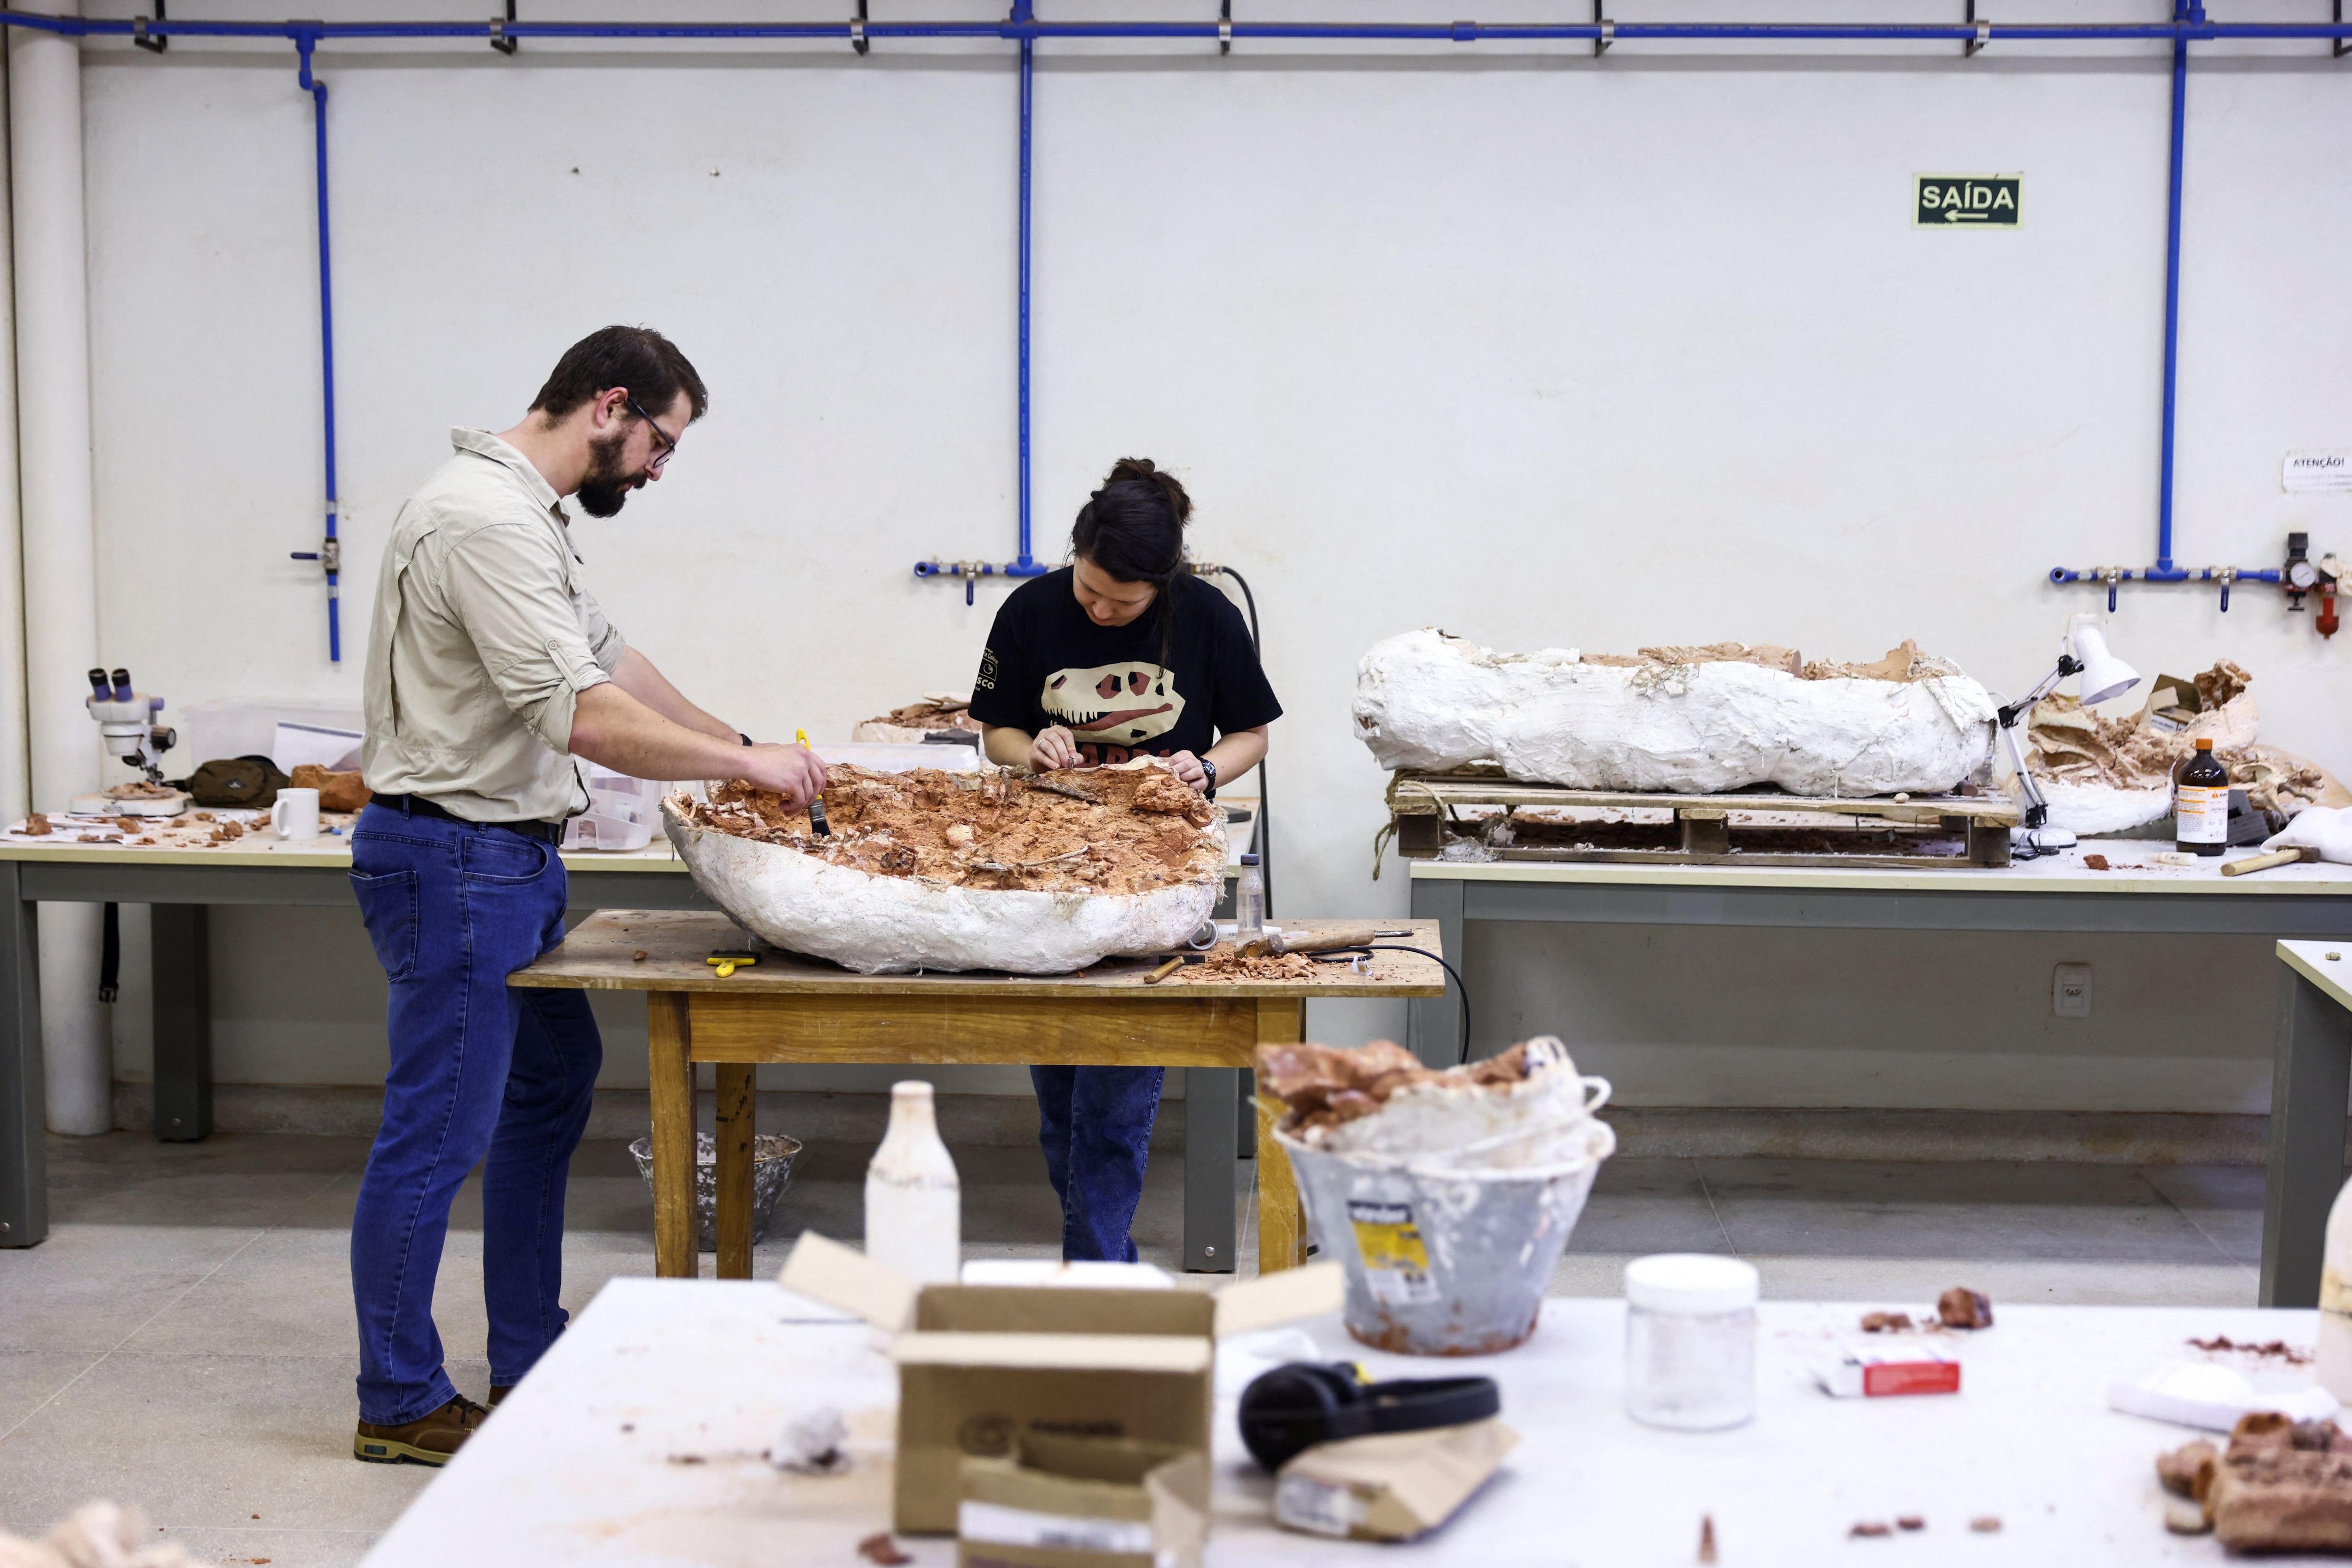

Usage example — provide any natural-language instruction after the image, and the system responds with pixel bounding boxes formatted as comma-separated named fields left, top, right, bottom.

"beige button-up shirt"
left=361, top=429, right=627, bottom=823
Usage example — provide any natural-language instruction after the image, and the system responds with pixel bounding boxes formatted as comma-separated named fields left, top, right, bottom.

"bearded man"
left=346, top=326, right=822, bottom=1465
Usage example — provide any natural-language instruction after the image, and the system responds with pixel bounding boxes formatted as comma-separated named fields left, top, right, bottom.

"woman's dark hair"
left=1073, top=457, right=1191, bottom=669
left=530, top=325, right=708, bottom=424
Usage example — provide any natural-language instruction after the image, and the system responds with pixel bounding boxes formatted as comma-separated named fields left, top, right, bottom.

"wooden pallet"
left=1383, top=769, right=2020, bottom=869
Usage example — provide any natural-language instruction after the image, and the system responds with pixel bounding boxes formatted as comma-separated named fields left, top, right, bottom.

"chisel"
left=2221, top=845, right=2321, bottom=877
left=795, top=728, right=831, bottom=837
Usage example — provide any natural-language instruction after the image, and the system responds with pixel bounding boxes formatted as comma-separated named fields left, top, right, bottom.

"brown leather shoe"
left=487, top=1385, right=514, bottom=1408
left=354, top=1394, right=489, bottom=1465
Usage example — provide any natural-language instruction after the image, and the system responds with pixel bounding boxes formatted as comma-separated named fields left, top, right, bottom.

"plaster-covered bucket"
left=629, top=1131, right=803, bottom=1254
left=1276, top=1103, right=1614, bottom=1356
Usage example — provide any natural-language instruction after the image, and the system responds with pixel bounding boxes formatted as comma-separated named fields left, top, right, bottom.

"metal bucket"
left=628, top=1131, right=803, bottom=1254
left=1276, top=1111, right=1614, bottom=1356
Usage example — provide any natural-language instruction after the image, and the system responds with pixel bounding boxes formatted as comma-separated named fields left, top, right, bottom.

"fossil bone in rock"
left=1352, top=628, right=1997, bottom=796
left=665, top=763, right=1224, bottom=975
left=2015, top=664, right=2344, bottom=834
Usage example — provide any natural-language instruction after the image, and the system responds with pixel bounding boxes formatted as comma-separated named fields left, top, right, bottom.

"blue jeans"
left=346, top=803, right=601, bottom=1424
left=1030, top=1066, right=1163, bottom=1263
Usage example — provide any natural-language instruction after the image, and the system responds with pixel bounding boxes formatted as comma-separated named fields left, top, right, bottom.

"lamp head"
left=2069, top=623, right=2141, bottom=707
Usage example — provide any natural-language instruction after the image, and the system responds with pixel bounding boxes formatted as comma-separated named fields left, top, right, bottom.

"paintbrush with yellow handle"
left=795, top=728, right=830, bottom=837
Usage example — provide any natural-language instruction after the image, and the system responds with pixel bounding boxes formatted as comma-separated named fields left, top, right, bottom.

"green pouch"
left=184, top=755, right=293, bottom=809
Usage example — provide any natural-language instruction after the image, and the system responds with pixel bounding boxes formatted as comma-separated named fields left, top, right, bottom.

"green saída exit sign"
left=1915, top=174, right=2021, bottom=227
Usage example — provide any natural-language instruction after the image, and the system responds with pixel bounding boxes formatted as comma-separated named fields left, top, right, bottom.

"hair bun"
left=1104, top=456, right=1191, bottom=525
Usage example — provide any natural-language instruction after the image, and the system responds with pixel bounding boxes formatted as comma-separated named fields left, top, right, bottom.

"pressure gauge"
left=2289, top=559, right=2320, bottom=590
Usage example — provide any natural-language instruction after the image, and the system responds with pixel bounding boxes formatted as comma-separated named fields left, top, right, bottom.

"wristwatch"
left=1200, top=757, right=1219, bottom=799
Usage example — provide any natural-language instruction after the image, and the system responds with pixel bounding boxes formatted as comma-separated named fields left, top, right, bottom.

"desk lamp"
left=1999, top=620, right=2140, bottom=852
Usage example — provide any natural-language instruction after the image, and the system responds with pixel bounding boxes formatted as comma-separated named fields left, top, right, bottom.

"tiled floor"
left=0, top=1131, right=2271, bottom=1565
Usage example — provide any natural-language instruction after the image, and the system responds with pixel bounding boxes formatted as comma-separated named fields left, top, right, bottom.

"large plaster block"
left=1352, top=628, right=1997, bottom=796
left=663, top=799, right=1220, bottom=976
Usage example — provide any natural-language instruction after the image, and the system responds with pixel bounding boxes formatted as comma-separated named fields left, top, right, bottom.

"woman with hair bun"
left=968, top=456, right=1281, bottom=1263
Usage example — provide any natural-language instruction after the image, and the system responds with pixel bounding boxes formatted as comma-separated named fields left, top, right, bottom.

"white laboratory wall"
left=69, top=1, right=2352, bottom=1116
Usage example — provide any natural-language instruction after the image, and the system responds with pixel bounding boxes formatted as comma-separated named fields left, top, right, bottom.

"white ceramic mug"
left=271, top=787, right=321, bottom=842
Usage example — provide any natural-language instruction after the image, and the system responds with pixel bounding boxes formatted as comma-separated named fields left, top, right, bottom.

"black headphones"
left=1237, top=1361, right=1502, bottom=1472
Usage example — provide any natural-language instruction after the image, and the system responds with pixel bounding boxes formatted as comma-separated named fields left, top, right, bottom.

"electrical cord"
left=1310, top=945, right=1471, bottom=1061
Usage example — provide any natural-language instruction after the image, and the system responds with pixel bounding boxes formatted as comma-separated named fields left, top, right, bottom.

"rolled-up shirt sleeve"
left=438, top=521, right=612, bottom=754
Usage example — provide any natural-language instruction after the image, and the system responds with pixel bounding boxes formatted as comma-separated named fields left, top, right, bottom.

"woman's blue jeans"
left=1030, top=1066, right=1164, bottom=1263
left=346, top=802, right=602, bottom=1425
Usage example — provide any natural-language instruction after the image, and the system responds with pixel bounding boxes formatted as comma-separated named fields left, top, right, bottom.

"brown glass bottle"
left=2175, top=737, right=2230, bottom=857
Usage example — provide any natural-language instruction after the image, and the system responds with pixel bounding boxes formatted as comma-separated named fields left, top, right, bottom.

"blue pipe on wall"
left=7, top=13, right=2352, bottom=43
left=1014, top=0, right=1042, bottom=580
left=285, top=34, right=342, bottom=661
left=2050, top=565, right=2281, bottom=613
left=2153, top=0, right=2198, bottom=581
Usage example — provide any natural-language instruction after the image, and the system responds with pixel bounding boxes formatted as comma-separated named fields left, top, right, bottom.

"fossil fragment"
left=1937, top=1287, right=1994, bottom=1329
left=2159, top=1414, right=2352, bottom=1552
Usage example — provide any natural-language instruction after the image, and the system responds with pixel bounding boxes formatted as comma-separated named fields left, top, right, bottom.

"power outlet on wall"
left=2052, top=963, right=2094, bottom=1018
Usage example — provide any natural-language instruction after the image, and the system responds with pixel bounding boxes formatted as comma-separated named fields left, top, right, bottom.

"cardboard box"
left=781, top=1233, right=1342, bottom=1535
left=957, top=1432, right=1208, bottom=1568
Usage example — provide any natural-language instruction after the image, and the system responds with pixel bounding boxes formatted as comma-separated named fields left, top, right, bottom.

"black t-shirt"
left=969, top=569, right=1282, bottom=766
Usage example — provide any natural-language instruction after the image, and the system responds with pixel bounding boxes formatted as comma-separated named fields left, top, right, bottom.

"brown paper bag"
left=1271, top=1417, right=1518, bottom=1542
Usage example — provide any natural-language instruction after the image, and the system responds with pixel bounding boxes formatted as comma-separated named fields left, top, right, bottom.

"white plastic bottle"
left=865, top=1081, right=961, bottom=1283
left=2318, top=1176, right=2352, bottom=1400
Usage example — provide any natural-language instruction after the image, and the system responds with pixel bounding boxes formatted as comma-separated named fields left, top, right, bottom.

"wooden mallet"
left=2221, top=845, right=2322, bottom=877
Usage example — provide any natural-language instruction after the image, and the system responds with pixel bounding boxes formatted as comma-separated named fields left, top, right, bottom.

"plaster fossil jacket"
left=661, top=764, right=1225, bottom=975
left=1352, top=628, right=1998, bottom=797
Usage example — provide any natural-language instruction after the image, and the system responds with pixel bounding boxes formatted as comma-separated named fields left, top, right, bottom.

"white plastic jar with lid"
left=1624, top=1253, right=1760, bottom=1431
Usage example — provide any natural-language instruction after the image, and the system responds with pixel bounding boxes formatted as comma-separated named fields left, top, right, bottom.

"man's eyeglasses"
left=626, top=397, right=678, bottom=471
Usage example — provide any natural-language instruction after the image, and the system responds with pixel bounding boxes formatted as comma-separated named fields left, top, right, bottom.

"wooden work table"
left=510, top=909, right=1447, bottom=1276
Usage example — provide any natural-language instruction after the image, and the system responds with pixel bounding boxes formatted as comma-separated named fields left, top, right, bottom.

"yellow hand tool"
left=707, top=950, right=759, bottom=978
left=795, top=728, right=832, bottom=837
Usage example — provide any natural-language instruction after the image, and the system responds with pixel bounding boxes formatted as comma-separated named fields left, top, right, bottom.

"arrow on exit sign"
left=1916, top=175, right=2022, bottom=228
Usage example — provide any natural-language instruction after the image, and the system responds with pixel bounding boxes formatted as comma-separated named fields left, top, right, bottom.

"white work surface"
left=361, top=1278, right=2332, bottom=1567
left=2280, top=939, right=2352, bottom=1011
left=1412, top=836, right=2352, bottom=895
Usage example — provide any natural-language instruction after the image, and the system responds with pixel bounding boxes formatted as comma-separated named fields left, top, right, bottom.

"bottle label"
left=2176, top=784, right=2227, bottom=844
left=1348, top=1200, right=1439, bottom=1305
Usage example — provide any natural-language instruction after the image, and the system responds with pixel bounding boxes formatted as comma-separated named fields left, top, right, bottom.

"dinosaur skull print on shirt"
left=968, top=567, right=1282, bottom=768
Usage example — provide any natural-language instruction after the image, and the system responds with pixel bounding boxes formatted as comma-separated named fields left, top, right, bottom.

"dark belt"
left=372, top=793, right=566, bottom=845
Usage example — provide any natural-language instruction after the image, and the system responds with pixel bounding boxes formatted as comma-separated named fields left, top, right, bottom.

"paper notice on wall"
left=2284, top=451, right=2352, bottom=493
